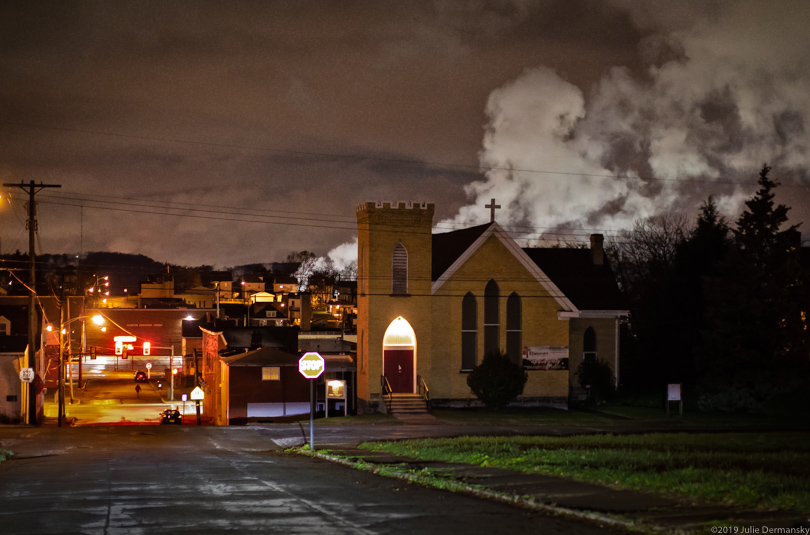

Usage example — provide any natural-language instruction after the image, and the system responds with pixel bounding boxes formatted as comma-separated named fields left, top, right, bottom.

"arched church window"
left=461, top=292, right=477, bottom=370
left=392, top=243, right=408, bottom=295
left=506, top=292, right=522, bottom=365
left=584, top=326, right=597, bottom=362
left=484, top=279, right=499, bottom=356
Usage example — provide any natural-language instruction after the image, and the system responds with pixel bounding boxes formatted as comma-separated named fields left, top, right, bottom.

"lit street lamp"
left=47, top=313, right=104, bottom=427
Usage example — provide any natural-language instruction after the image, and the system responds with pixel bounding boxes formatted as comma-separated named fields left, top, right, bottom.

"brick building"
left=355, top=201, right=626, bottom=413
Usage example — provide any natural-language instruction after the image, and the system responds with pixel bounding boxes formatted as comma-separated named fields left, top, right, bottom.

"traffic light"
left=90, top=347, right=97, bottom=360
left=143, top=342, right=151, bottom=356
left=122, top=348, right=128, bottom=360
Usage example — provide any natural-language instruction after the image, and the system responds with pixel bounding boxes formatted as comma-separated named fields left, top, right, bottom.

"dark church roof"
left=521, top=248, right=626, bottom=311
left=431, top=223, right=625, bottom=312
left=431, top=223, right=492, bottom=280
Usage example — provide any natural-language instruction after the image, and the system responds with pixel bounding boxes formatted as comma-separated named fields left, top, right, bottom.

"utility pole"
left=4, top=181, right=61, bottom=425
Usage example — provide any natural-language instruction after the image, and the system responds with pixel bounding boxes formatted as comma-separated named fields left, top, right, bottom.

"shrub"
left=467, top=351, right=528, bottom=408
left=576, top=358, right=615, bottom=404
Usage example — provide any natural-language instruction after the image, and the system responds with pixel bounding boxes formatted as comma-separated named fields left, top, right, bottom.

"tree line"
left=609, top=165, right=808, bottom=411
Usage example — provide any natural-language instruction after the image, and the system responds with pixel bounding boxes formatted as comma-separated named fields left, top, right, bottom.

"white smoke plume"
left=327, top=236, right=359, bottom=279
left=444, top=1, right=810, bottom=240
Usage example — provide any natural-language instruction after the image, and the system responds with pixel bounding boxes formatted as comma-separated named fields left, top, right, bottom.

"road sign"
left=146, top=362, right=152, bottom=370
left=19, top=368, right=34, bottom=383
left=298, top=352, right=325, bottom=379
left=190, top=386, right=204, bottom=400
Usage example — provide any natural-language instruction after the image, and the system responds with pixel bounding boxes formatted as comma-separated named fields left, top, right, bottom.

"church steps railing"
left=381, top=375, right=393, bottom=407
left=417, top=375, right=430, bottom=407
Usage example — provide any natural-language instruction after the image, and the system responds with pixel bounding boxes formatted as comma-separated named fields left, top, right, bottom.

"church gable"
left=431, top=223, right=576, bottom=313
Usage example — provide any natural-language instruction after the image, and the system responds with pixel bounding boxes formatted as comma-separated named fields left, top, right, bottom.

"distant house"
left=140, top=277, right=174, bottom=299
left=177, top=286, right=218, bottom=309
left=221, top=347, right=310, bottom=424
left=199, top=324, right=356, bottom=424
left=272, top=275, right=298, bottom=295
left=199, top=325, right=300, bottom=424
left=249, top=302, right=289, bottom=327
left=0, top=296, right=60, bottom=423
left=0, top=320, right=27, bottom=423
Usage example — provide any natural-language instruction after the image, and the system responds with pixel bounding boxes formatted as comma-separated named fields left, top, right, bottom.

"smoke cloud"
left=443, top=1, right=810, bottom=241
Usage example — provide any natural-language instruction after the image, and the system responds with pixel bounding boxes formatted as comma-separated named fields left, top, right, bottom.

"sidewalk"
left=305, top=445, right=810, bottom=534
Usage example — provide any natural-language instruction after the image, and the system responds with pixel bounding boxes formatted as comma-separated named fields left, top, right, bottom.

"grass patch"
left=429, top=404, right=809, bottom=427
left=360, top=433, right=810, bottom=512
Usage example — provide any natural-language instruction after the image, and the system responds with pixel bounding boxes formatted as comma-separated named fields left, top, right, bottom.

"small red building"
left=222, top=347, right=310, bottom=424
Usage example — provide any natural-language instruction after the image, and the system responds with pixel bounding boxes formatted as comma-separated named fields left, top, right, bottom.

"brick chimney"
left=590, top=234, right=604, bottom=265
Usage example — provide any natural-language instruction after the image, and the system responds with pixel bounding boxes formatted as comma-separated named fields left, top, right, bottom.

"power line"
left=30, top=192, right=629, bottom=240
left=3, top=120, right=808, bottom=188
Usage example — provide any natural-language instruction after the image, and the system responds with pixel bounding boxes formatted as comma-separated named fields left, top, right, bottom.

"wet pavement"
left=14, top=378, right=810, bottom=533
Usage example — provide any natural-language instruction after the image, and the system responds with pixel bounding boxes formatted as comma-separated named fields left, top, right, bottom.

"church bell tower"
left=355, top=201, right=434, bottom=413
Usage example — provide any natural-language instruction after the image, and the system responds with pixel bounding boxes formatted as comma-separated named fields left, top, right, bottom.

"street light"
left=48, top=314, right=105, bottom=427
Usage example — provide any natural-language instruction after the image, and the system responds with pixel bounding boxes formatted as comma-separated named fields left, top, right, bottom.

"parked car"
left=134, top=371, right=147, bottom=382
left=159, top=407, right=182, bottom=425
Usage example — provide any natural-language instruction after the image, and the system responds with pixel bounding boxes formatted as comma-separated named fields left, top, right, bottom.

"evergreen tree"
left=670, top=197, right=733, bottom=386
left=696, top=165, right=807, bottom=410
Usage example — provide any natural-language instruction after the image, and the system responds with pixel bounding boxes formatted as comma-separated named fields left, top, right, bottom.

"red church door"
left=383, top=349, right=414, bottom=393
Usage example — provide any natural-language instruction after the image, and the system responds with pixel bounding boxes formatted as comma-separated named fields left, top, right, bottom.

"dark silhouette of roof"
left=522, top=248, right=626, bottom=311
left=431, top=223, right=492, bottom=281
left=221, top=346, right=300, bottom=366
left=430, top=224, right=625, bottom=311
left=0, top=334, right=27, bottom=353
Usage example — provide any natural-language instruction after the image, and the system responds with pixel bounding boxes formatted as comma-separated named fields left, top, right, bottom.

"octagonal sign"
left=299, top=352, right=325, bottom=379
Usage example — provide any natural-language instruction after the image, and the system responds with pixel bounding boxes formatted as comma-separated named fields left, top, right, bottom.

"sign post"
left=298, top=352, right=325, bottom=450
left=190, top=386, right=204, bottom=426
left=19, top=368, right=34, bottom=383
left=666, top=383, right=683, bottom=416
left=326, top=380, right=347, bottom=417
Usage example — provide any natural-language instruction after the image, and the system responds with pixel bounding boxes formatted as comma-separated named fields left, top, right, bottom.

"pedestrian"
left=135, top=384, right=141, bottom=398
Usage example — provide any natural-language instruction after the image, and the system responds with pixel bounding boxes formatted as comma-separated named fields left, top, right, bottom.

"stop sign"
left=298, top=352, right=325, bottom=379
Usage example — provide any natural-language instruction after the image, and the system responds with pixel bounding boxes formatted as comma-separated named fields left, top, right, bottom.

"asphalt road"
left=0, top=426, right=616, bottom=535
left=45, top=372, right=190, bottom=426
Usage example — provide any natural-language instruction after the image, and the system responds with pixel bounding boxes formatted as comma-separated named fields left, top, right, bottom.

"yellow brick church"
left=355, top=201, right=627, bottom=413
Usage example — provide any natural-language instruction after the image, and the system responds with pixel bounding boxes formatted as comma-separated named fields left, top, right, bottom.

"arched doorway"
left=382, top=316, right=416, bottom=393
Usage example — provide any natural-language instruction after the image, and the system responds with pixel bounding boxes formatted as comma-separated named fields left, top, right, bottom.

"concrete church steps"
left=385, top=393, right=429, bottom=415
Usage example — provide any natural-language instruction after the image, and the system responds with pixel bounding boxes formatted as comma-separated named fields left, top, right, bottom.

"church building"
left=355, top=201, right=627, bottom=413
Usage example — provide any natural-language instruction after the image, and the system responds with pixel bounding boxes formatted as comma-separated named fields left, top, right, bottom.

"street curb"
left=298, top=448, right=650, bottom=533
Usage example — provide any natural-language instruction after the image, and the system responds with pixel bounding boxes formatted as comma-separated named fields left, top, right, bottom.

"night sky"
left=1, top=1, right=809, bottom=270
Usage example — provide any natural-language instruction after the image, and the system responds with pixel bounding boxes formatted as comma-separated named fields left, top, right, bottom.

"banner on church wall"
left=522, top=346, right=569, bottom=371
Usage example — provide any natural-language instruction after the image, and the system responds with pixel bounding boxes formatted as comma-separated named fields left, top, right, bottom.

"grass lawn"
left=360, top=432, right=810, bottom=512
left=429, top=404, right=808, bottom=427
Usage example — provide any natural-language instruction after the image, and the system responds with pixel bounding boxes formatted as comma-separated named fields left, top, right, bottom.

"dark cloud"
left=2, top=1, right=809, bottom=268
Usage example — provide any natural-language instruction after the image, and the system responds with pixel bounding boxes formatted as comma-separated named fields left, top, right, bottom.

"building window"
left=461, top=292, right=477, bottom=371
left=262, top=367, right=280, bottom=381
left=484, top=279, right=499, bottom=356
left=506, top=292, right=522, bottom=366
left=583, top=327, right=597, bottom=362
left=392, top=243, right=408, bottom=295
